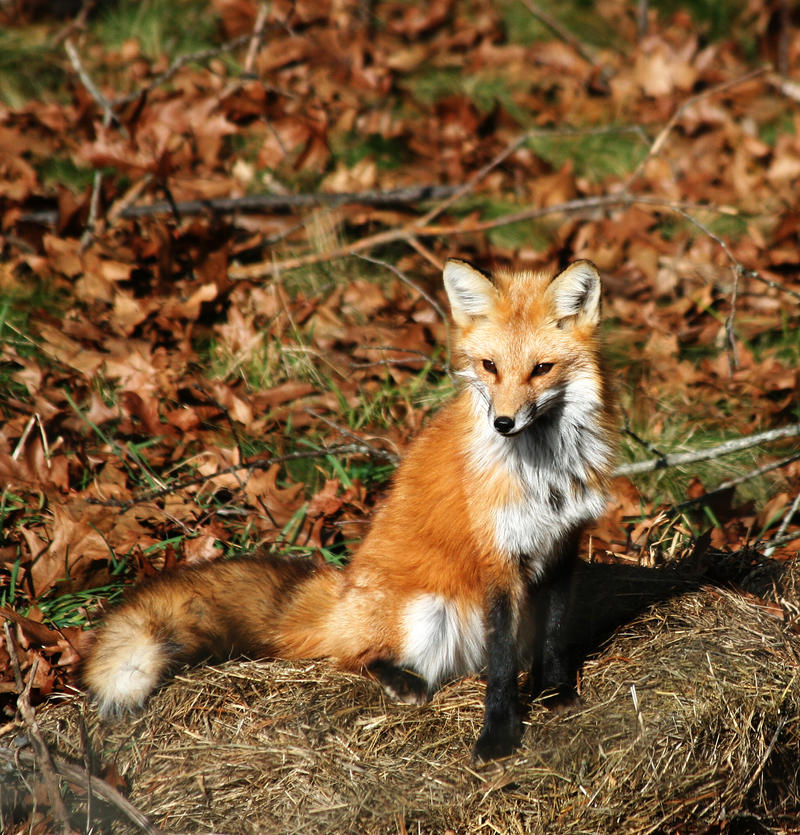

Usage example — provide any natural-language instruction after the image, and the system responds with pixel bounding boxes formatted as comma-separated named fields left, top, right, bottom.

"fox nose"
left=493, top=416, right=515, bottom=435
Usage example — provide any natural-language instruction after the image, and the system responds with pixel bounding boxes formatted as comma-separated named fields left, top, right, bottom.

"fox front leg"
left=531, top=544, right=580, bottom=705
left=472, top=591, right=522, bottom=761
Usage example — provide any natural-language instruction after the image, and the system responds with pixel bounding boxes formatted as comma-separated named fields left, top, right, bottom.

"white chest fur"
left=467, top=384, right=612, bottom=572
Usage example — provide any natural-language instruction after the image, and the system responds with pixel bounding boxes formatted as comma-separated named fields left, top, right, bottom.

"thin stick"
left=668, top=450, right=800, bottom=515
left=228, top=193, right=631, bottom=280
left=415, top=128, right=540, bottom=228
left=518, top=0, right=600, bottom=69
left=3, top=624, right=74, bottom=835
left=637, top=0, right=649, bottom=38
left=614, top=423, right=800, bottom=477
left=0, top=746, right=163, bottom=835
left=112, top=32, right=256, bottom=109
left=64, top=38, right=119, bottom=249
left=625, top=66, right=769, bottom=187
left=244, top=3, right=270, bottom=73
left=671, top=206, right=745, bottom=370
left=765, top=488, right=800, bottom=556
left=355, top=253, right=449, bottom=324
left=64, top=38, right=119, bottom=131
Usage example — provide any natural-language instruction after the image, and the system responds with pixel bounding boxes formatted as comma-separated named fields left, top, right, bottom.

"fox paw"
left=471, top=716, right=522, bottom=763
left=368, top=660, right=430, bottom=705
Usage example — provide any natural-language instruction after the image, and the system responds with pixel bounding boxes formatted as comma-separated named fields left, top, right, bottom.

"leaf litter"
left=1, top=0, right=800, bottom=831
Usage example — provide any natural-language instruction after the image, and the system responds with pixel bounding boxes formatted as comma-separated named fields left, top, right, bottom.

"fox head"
left=443, top=259, right=605, bottom=437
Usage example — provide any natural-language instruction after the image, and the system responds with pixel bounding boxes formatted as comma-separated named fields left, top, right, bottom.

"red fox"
left=82, top=259, right=617, bottom=760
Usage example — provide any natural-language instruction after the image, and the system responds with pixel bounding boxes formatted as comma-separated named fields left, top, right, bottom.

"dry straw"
left=9, top=558, right=800, bottom=833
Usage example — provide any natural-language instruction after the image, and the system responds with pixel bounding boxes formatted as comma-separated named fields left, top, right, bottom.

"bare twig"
left=765, top=488, right=800, bottom=556
left=19, top=184, right=462, bottom=226
left=637, top=0, right=649, bottom=39
left=671, top=206, right=745, bottom=370
left=743, top=268, right=800, bottom=302
left=668, top=450, right=800, bottom=516
left=416, top=127, right=540, bottom=228
left=121, top=184, right=460, bottom=219
left=112, top=32, right=256, bottom=109
left=625, top=66, right=769, bottom=187
left=622, top=421, right=665, bottom=458
left=64, top=38, right=119, bottom=130
left=614, top=423, right=800, bottom=478
left=758, top=529, right=800, bottom=550
left=355, top=253, right=449, bottom=324
left=305, top=410, right=401, bottom=463
left=245, top=3, right=270, bottom=73
left=3, top=623, right=74, bottom=835
left=229, top=193, right=629, bottom=279
left=0, top=745, right=163, bottom=834
left=64, top=38, right=120, bottom=249
left=52, top=0, right=96, bottom=45
left=518, top=0, right=601, bottom=69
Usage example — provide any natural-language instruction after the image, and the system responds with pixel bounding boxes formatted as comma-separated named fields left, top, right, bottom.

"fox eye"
left=531, top=362, right=553, bottom=378
left=482, top=359, right=497, bottom=375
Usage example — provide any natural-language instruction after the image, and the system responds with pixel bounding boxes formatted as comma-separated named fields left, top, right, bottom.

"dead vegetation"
left=3, top=556, right=796, bottom=834
left=3, top=0, right=800, bottom=831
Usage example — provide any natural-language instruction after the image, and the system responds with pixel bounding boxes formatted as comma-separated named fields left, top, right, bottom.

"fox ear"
left=443, top=259, right=496, bottom=326
left=548, top=260, right=601, bottom=326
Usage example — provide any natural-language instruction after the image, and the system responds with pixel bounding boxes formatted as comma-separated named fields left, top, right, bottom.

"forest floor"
left=1, top=0, right=799, bottom=832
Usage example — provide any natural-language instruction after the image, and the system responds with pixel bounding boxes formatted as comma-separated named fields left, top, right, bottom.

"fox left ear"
left=548, top=260, right=601, bottom=326
left=443, top=259, right=497, bottom=327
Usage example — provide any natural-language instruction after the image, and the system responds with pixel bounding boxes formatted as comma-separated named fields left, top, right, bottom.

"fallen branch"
left=0, top=745, right=163, bottom=835
left=3, top=623, right=73, bottom=835
left=615, top=423, right=800, bottom=478
left=228, top=193, right=732, bottom=280
left=119, top=184, right=460, bottom=219
left=228, top=192, right=633, bottom=279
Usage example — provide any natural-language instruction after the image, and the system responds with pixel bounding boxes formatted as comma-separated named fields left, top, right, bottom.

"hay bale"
left=28, top=575, right=800, bottom=833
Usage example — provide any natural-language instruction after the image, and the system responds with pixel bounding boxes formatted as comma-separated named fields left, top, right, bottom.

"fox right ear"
left=443, top=259, right=496, bottom=326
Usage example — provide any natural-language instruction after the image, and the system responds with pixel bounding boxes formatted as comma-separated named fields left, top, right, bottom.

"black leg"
left=472, top=591, right=522, bottom=762
left=368, top=659, right=430, bottom=705
left=531, top=546, right=579, bottom=703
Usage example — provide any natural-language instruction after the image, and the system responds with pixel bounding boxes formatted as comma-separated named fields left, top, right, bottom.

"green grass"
left=528, top=129, right=648, bottom=181
left=758, top=111, right=796, bottom=147
left=651, top=0, right=752, bottom=41
left=618, top=403, right=781, bottom=532
left=0, top=28, right=65, bottom=106
left=36, top=156, right=99, bottom=193
left=497, top=0, right=624, bottom=50
left=0, top=278, right=66, bottom=409
left=405, top=68, right=530, bottom=123
left=95, top=0, right=220, bottom=59
left=332, top=132, right=413, bottom=172
left=37, top=584, right=127, bottom=629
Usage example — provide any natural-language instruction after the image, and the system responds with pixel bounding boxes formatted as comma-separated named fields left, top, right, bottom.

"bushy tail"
left=82, top=555, right=332, bottom=716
